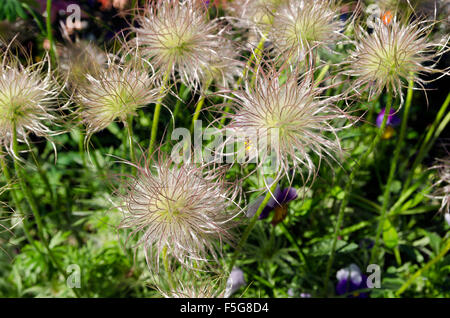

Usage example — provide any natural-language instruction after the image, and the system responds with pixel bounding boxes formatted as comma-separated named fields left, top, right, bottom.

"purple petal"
left=246, top=196, right=265, bottom=218
left=246, top=184, right=293, bottom=220
left=279, top=188, right=298, bottom=204
left=376, top=108, right=400, bottom=128
left=258, top=204, right=274, bottom=220
left=225, top=267, right=246, bottom=297
left=246, top=187, right=279, bottom=219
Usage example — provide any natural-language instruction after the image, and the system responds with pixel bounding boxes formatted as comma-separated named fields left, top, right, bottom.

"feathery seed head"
left=76, top=55, right=159, bottom=137
left=58, top=41, right=107, bottom=90
left=345, top=18, right=448, bottom=99
left=230, top=0, right=289, bottom=32
left=270, top=0, right=344, bottom=63
left=221, top=66, right=352, bottom=183
left=131, top=0, right=226, bottom=90
left=430, top=157, right=450, bottom=214
left=203, top=39, right=243, bottom=89
left=0, top=51, right=61, bottom=155
left=117, top=153, right=240, bottom=270
left=158, top=273, right=227, bottom=298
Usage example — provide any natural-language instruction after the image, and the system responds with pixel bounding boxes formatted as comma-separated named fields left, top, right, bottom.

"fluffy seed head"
left=157, top=271, right=226, bottom=298
left=117, top=153, right=240, bottom=270
left=76, top=55, right=159, bottom=137
left=203, top=39, right=243, bottom=89
left=131, top=0, right=226, bottom=89
left=345, top=18, right=448, bottom=100
left=220, top=66, right=352, bottom=183
left=58, top=41, right=107, bottom=90
left=0, top=51, right=60, bottom=156
left=270, top=0, right=344, bottom=63
left=230, top=0, right=289, bottom=32
left=430, top=157, right=450, bottom=214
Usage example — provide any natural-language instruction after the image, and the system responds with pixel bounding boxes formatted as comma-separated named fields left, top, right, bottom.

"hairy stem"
left=126, top=116, right=136, bottom=163
left=371, top=79, right=413, bottom=264
left=0, top=155, right=40, bottom=253
left=12, top=127, right=81, bottom=298
left=190, top=79, right=212, bottom=133
left=323, top=93, right=393, bottom=296
left=403, top=92, right=450, bottom=192
left=45, top=0, right=56, bottom=63
left=228, top=181, right=278, bottom=272
left=149, top=66, right=172, bottom=155
left=163, top=245, right=175, bottom=290
left=219, top=35, right=267, bottom=127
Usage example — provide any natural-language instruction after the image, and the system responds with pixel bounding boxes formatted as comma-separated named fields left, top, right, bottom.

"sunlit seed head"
left=221, top=66, right=352, bottom=184
left=76, top=55, right=159, bottom=137
left=131, top=0, right=226, bottom=90
left=270, top=0, right=344, bottom=63
left=0, top=51, right=60, bottom=155
left=345, top=19, right=448, bottom=100
left=117, top=154, right=240, bottom=270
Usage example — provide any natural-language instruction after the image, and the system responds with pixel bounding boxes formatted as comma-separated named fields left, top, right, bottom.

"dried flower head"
left=430, top=157, right=450, bottom=214
left=117, top=153, right=240, bottom=270
left=229, top=0, right=288, bottom=33
left=345, top=18, right=448, bottom=100
left=270, top=0, right=344, bottom=63
left=203, top=39, right=243, bottom=89
left=155, top=269, right=228, bottom=298
left=220, top=65, right=352, bottom=184
left=130, top=0, right=226, bottom=89
left=0, top=51, right=61, bottom=156
left=58, top=41, right=107, bottom=90
left=76, top=55, right=159, bottom=138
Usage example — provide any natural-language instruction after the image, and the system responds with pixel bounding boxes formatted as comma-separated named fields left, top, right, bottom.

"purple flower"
left=247, top=184, right=298, bottom=226
left=225, top=267, right=246, bottom=297
left=359, top=238, right=374, bottom=250
left=376, top=108, right=401, bottom=128
left=445, top=213, right=450, bottom=226
left=336, top=264, right=369, bottom=298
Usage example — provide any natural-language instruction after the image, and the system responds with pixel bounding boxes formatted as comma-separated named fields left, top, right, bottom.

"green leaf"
left=383, top=219, right=399, bottom=249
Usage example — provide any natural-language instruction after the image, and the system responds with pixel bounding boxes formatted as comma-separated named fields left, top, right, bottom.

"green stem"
left=403, top=92, right=450, bottom=192
left=190, top=79, right=212, bottom=133
left=45, top=0, right=56, bottom=63
left=78, top=128, right=87, bottom=167
left=323, top=93, right=393, bottom=296
left=149, top=66, right=172, bottom=155
left=168, top=84, right=189, bottom=137
left=29, top=147, right=56, bottom=207
left=219, top=36, right=267, bottom=127
left=228, top=181, right=278, bottom=272
left=279, top=222, right=308, bottom=269
left=0, top=155, right=40, bottom=253
left=249, top=35, right=267, bottom=87
left=126, top=116, right=136, bottom=163
left=371, top=79, right=413, bottom=264
left=11, top=127, right=81, bottom=298
left=315, top=64, right=330, bottom=85
left=396, top=235, right=450, bottom=296
left=162, top=245, right=175, bottom=290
